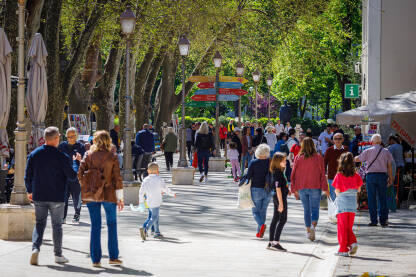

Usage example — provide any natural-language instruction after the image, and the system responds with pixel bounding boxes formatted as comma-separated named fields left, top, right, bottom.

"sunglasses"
left=333, top=138, right=343, bottom=140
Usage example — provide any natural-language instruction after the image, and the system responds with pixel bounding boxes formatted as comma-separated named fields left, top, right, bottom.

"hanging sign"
left=194, top=88, right=248, bottom=96
left=188, top=76, right=248, bottom=84
left=191, top=94, right=239, bottom=101
left=187, top=101, right=216, bottom=108
left=197, top=82, right=243, bottom=89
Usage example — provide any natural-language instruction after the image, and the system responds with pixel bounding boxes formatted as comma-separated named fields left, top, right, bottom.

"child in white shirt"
left=228, top=142, right=241, bottom=182
left=139, top=162, right=175, bottom=240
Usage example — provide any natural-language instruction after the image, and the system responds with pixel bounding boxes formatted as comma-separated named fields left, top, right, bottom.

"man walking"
left=25, top=127, right=79, bottom=265
left=324, top=132, right=349, bottom=201
left=275, top=119, right=285, bottom=135
left=135, top=124, right=155, bottom=174
left=58, top=127, right=86, bottom=224
left=318, top=124, right=332, bottom=155
left=355, top=134, right=393, bottom=227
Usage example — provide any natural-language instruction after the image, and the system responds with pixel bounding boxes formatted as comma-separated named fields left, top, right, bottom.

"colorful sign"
left=194, top=88, right=248, bottom=96
left=191, top=94, right=239, bottom=101
left=197, top=82, right=243, bottom=89
left=345, top=84, right=360, bottom=99
left=187, top=101, right=215, bottom=107
left=68, top=114, right=90, bottom=141
left=188, top=76, right=248, bottom=84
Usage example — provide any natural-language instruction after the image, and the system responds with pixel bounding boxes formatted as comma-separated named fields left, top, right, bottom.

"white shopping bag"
left=327, top=197, right=337, bottom=223
left=238, top=181, right=255, bottom=209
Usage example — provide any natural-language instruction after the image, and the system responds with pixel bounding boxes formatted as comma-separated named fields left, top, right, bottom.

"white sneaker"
left=204, top=174, right=208, bottom=183
left=30, top=249, right=39, bottom=265
left=349, top=243, right=358, bottom=255
left=309, top=227, right=315, bottom=241
left=55, top=255, right=69, bottom=264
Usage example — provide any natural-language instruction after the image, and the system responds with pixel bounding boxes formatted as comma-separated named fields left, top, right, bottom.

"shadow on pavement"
left=348, top=256, right=393, bottom=262
left=45, top=264, right=153, bottom=276
left=288, top=251, right=324, bottom=260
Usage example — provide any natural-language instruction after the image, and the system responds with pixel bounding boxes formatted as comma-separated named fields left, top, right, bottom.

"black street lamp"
left=213, top=51, right=222, bottom=157
left=267, top=76, right=273, bottom=120
left=236, top=61, right=244, bottom=127
left=252, top=69, right=260, bottom=119
left=177, top=35, right=190, bottom=167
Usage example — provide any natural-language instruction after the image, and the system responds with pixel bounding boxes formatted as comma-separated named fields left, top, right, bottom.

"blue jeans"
left=197, top=149, right=210, bottom=175
left=366, top=173, right=388, bottom=225
left=143, top=209, right=155, bottom=232
left=251, top=187, right=271, bottom=232
left=241, top=153, right=251, bottom=175
left=32, top=201, right=65, bottom=256
left=144, top=207, right=160, bottom=235
left=299, top=189, right=322, bottom=228
left=328, top=179, right=336, bottom=201
left=87, top=202, right=119, bottom=263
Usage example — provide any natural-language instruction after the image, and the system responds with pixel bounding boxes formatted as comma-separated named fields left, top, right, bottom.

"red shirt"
left=290, top=144, right=301, bottom=157
left=290, top=153, right=328, bottom=192
left=219, top=127, right=228, bottom=139
left=331, top=173, right=363, bottom=193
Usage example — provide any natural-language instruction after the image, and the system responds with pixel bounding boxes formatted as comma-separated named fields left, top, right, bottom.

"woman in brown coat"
left=78, top=130, right=124, bottom=267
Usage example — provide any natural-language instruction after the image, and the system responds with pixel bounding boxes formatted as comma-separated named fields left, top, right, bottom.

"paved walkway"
left=1, top=153, right=414, bottom=276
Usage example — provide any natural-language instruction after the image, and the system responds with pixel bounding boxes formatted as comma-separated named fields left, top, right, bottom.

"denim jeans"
left=241, top=153, right=251, bottom=175
left=32, top=201, right=65, bottom=256
left=366, top=173, right=388, bottom=225
left=144, top=207, right=160, bottom=235
left=328, top=179, right=336, bottom=201
left=299, top=189, right=322, bottom=228
left=87, top=202, right=119, bottom=263
left=251, top=187, right=271, bottom=232
left=197, top=149, right=210, bottom=175
left=143, top=209, right=155, bottom=232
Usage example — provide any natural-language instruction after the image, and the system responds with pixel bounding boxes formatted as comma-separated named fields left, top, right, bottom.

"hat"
left=234, top=127, right=241, bottom=132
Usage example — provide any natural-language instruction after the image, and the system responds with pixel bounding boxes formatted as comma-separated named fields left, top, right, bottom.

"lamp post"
left=120, top=7, right=136, bottom=182
left=236, top=61, right=244, bottom=127
left=177, top=35, right=190, bottom=167
left=267, top=76, right=273, bottom=120
left=252, top=69, right=260, bottom=120
left=10, top=0, right=28, bottom=205
left=213, top=51, right=222, bottom=157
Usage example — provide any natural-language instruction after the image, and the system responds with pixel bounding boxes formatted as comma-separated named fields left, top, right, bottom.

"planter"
left=172, top=167, right=196, bottom=185
left=208, top=157, right=226, bottom=172
left=123, top=180, right=141, bottom=205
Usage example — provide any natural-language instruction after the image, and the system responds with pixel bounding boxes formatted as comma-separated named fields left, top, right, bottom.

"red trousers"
left=336, top=212, right=357, bottom=252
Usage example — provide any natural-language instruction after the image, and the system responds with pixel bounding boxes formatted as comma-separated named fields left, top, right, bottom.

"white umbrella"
left=26, top=33, right=48, bottom=151
left=0, top=28, right=12, bottom=158
left=336, top=91, right=416, bottom=147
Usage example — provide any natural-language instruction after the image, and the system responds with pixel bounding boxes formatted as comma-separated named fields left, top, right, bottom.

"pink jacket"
left=290, top=153, right=328, bottom=193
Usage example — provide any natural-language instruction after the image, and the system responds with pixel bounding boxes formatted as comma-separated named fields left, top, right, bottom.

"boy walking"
left=139, top=163, right=175, bottom=240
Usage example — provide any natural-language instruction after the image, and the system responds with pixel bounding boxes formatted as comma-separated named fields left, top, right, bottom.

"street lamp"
left=252, top=69, right=260, bottom=119
left=120, top=7, right=136, bottom=182
left=213, top=51, right=222, bottom=157
left=267, top=76, right=273, bottom=120
left=177, top=35, right=190, bottom=167
left=236, top=61, right=244, bottom=127
left=10, top=0, right=28, bottom=205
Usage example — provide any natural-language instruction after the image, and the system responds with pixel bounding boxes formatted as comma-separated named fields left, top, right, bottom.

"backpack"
left=199, top=134, right=212, bottom=149
left=280, top=143, right=289, bottom=155
left=80, top=151, right=111, bottom=203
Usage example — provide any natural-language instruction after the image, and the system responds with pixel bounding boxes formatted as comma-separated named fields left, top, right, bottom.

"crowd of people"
left=22, top=116, right=410, bottom=266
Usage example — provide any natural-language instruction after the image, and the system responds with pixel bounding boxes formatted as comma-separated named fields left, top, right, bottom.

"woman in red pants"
left=332, top=152, right=363, bottom=256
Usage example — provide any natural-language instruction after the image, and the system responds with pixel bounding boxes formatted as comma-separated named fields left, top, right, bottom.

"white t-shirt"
left=275, top=124, right=285, bottom=134
left=318, top=131, right=332, bottom=155
left=139, top=174, right=174, bottom=208
left=264, top=133, right=277, bottom=150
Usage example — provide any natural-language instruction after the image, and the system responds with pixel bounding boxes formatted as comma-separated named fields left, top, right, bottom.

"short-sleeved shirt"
left=388, top=143, right=405, bottom=167
left=332, top=173, right=363, bottom=193
left=290, top=144, right=301, bottom=157
left=318, top=131, right=332, bottom=155
left=358, top=145, right=393, bottom=173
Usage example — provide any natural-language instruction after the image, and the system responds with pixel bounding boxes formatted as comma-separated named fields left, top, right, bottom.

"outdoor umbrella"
left=26, top=33, right=48, bottom=152
left=0, top=28, right=12, bottom=158
left=336, top=91, right=416, bottom=147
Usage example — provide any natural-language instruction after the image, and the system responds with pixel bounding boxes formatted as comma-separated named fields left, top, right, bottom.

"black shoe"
left=269, top=243, right=287, bottom=252
left=368, top=222, right=378, bottom=227
left=381, top=223, right=389, bottom=228
left=266, top=243, right=271, bottom=250
left=72, top=214, right=80, bottom=224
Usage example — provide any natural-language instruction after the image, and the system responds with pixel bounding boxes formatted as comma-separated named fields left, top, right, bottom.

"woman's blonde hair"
left=270, top=152, right=286, bottom=173
left=255, top=143, right=270, bottom=159
left=90, top=130, right=112, bottom=152
left=198, top=122, right=209, bottom=135
left=299, top=137, right=317, bottom=158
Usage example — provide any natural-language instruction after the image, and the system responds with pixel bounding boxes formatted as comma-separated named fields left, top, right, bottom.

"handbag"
left=80, top=152, right=111, bottom=202
left=359, top=147, right=383, bottom=180
left=238, top=180, right=255, bottom=209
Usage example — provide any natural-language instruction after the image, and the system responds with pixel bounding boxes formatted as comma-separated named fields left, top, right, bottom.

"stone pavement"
left=333, top=208, right=416, bottom=277
left=0, top=152, right=413, bottom=277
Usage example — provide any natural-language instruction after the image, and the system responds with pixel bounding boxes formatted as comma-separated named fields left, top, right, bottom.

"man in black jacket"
left=25, top=127, right=79, bottom=265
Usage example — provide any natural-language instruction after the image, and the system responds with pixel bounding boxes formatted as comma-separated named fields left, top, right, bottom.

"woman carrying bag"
left=78, top=130, right=124, bottom=267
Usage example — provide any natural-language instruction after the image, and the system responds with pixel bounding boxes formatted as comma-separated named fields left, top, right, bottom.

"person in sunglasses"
left=324, top=132, right=349, bottom=201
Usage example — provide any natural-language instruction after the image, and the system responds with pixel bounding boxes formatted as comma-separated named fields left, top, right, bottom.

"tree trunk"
left=300, top=98, right=308, bottom=118
left=93, top=42, right=123, bottom=131
left=133, top=46, right=155, bottom=130
left=325, top=91, right=330, bottom=119
left=154, top=50, right=179, bottom=133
